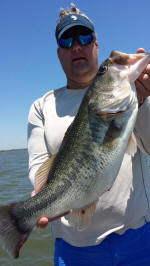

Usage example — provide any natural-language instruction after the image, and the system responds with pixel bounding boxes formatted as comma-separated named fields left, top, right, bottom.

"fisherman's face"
left=57, top=26, right=99, bottom=84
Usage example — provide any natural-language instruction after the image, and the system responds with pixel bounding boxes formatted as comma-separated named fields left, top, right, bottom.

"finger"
left=142, top=64, right=150, bottom=75
left=36, top=217, right=49, bottom=228
left=136, top=48, right=146, bottom=54
left=137, top=72, right=150, bottom=91
left=135, top=80, right=149, bottom=99
left=136, top=64, right=150, bottom=84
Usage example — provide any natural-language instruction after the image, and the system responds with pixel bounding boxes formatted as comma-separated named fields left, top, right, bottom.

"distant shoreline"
left=0, top=148, right=27, bottom=152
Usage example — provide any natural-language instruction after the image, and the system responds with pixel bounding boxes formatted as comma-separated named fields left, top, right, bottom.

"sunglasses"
left=59, top=33, right=93, bottom=48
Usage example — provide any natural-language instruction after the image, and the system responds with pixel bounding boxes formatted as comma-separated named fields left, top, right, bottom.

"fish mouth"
left=110, top=51, right=150, bottom=83
left=97, top=51, right=150, bottom=117
left=110, top=50, right=150, bottom=66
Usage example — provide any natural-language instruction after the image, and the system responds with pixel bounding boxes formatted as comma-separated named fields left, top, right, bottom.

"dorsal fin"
left=68, top=201, right=98, bottom=231
left=35, top=154, right=56, bottom=193
left=126, top=132, right=137, bottom=156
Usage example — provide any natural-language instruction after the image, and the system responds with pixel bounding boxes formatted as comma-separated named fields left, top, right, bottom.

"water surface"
left=0, top=149, right=54, bottom=266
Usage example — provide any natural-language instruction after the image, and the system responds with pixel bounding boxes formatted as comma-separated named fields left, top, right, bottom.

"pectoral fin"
left=68, top=201, right=98, bottom=231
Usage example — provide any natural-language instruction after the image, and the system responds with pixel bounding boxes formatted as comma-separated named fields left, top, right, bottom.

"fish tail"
left=0, top=202, right=33, bottom=258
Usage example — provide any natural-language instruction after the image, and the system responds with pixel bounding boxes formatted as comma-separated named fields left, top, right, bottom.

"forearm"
left=28, top=123, right=51, bottom=187
left=27, top=101, right=51, bottom=187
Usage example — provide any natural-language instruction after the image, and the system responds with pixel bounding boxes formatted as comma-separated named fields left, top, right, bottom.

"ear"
left=95, top=40, right=99, bottom=56
left=95, top=40, right=99, bottom=47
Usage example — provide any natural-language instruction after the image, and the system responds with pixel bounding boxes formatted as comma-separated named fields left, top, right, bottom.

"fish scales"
left=0, top=51, right=150, bottom=258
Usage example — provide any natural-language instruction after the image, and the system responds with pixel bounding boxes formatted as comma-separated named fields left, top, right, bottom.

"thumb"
left=136, top=48, right=146, bottom=54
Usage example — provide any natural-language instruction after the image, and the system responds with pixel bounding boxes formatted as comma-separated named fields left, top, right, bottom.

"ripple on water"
left=0, top=149, right=54, bottom=266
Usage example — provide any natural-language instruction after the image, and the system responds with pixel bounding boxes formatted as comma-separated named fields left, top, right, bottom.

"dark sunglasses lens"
left=59, top=37, right=73, bottom=48
left=78, top=34, right=93, bottom=46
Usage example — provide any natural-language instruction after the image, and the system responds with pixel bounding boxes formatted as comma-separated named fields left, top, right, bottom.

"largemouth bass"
left=0, top=51, right=150, bottom=258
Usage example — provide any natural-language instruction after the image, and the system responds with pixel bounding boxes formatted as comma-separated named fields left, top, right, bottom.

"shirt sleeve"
left=27, top=99, right=51, bottom=187
left=134, top=97, right=150, bottom=155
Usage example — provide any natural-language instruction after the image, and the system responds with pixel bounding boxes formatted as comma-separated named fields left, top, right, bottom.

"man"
left=28, top=4, right=150, bottom=266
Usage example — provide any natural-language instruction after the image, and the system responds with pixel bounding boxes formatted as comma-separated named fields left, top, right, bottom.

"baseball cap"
left=55, top=13, right=95, bottom=42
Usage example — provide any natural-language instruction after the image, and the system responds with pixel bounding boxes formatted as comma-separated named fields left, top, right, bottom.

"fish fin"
left=126, top=132, right=137, bottom=156
left=35, top=123, right=73, bottom=193
left=68, top=201, right=98, bottom=231
left=35, top=154, right=57, bottom=192
left=0, top=203, right=32, bottom=258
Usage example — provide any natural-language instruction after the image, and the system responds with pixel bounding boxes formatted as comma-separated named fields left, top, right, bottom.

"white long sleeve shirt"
left=28, top=86, right=150, bottom=247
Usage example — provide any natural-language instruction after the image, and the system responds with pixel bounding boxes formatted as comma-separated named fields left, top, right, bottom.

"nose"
left=72, top=39, right=82, bottom=52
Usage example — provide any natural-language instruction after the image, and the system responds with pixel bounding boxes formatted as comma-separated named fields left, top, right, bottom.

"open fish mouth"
left=89, top=51, right=150, bottom=115
left=110, top=50, right=150, bottom=82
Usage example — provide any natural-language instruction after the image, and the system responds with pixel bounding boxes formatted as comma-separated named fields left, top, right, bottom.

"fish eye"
left=98, top=65, right=107, bottom=74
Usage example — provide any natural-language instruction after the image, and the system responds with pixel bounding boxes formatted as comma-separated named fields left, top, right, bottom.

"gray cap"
left=55, top=13, right=95, bottom=42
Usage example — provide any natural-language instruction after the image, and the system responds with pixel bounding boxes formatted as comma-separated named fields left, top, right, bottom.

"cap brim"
left=58, top=23, right=93, bottom=40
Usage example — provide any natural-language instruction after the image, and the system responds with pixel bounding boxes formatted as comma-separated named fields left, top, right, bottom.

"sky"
left=0, top=0, right=149, bottom=150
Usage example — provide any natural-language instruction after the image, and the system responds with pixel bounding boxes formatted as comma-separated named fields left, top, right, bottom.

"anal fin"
left=68, top=201, right=98, bottom=231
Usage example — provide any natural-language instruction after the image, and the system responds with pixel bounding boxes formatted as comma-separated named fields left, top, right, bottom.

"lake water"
left=0, top=149, right=54, bottom=266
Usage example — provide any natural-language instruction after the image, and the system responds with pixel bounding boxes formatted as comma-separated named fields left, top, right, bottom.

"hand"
left=31, top=190, right=49, bottom=228
left=135, top=48, right=150, bottom=106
